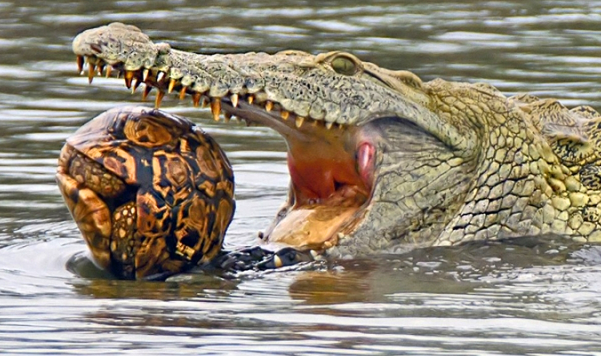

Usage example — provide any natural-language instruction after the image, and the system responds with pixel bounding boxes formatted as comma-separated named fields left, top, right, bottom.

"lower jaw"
left=265, top=204, right=360, bottom=250
left=263, top=183, right=370, bottom=251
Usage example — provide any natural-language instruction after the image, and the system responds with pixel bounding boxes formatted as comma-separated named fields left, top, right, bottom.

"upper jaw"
left=73, top=23, right=413, bottom=129
left=73, top=22, right=477, bottom=159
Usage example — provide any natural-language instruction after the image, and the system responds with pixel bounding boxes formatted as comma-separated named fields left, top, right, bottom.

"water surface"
left=1, top=0, right=601, bottom=355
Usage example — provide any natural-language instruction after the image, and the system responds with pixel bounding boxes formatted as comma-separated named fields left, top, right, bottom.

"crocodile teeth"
left=280, top=110, right=290, bottom=120
left=273, top=255, right=283, bottom=268
left=168, top=78, right=176, bottom=93
left=97, top=63, right=105, bottom=76
left=265, top=101, right=273, bottom=112
left=192, top=92, right=201, bottom=107
left=155, top=90, right=165, bottom=108
left=156, top=71, right=165, bottom=83
left=179, top=86, right=187, bottom=100
left=76, top=56, right=84, bottom=73
left=105, top=65, right=112, bottom=78
left=224, top=112, right=232, bottom=123
left=142, top=69, right=149, bottom=82
left=142, top=85, right=152, bottom=101
left=325, top=122, right=333, bottom=130
left=295, top=117, right=304, bottom=128
left=124, top=71, right=135, bottom=89
left=211, top=98, right=221, bottom=121
left=247, top=94, right=254, bottom=105
left=231, top=93, right=238, bottom=108
left=87, top=63, right=95, bottom=83
left=131, top=78, right=141, bottom=94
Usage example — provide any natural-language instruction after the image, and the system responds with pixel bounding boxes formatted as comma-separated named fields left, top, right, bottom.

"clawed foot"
left=213, top=246, right=315, bottom=272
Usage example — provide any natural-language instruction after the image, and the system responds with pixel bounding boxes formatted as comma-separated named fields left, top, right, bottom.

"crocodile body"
left=72, top=23, right=601, bottom=258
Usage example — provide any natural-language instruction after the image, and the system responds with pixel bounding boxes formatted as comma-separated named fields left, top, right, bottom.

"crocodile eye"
left=331, top=56, right=357, bottom=76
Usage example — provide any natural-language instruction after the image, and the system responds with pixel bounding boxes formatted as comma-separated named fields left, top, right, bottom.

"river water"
left=1, top=0, right=601, bottom=355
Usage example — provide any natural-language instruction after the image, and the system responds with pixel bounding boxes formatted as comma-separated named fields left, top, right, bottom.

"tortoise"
left=57, top=106, right=235, bottom=279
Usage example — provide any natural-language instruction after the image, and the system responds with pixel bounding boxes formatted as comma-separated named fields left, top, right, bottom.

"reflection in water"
left=1, top=0, right=601, bottom=354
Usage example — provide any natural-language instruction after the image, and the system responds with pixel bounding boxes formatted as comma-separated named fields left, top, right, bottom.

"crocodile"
left=71, top=22, right=601, bottom=259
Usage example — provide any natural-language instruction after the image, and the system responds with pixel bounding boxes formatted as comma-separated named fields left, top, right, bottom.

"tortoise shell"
left=57, top=106, right=235, bottom=279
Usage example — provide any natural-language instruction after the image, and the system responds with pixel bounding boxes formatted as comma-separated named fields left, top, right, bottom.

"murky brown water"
left=1, top=0, right=601, bottom=354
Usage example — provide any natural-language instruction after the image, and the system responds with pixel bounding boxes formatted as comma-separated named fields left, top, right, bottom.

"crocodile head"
left=72, top=23, right=601, bottom=256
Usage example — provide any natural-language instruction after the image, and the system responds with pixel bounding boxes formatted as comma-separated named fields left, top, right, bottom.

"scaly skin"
left=72, top=23, right=601, bottom=258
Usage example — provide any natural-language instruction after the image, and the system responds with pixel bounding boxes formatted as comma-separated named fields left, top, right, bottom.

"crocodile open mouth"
left=78, top=57, right=378, bottom=251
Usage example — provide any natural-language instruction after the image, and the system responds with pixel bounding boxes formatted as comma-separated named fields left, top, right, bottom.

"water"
left=1, top=0, right=601, bottom=354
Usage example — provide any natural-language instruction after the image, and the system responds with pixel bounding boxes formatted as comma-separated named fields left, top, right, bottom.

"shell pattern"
left=56, top=106, right=235, bottom=279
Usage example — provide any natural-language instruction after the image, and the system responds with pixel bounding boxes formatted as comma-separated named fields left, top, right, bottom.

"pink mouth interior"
left=265, top=121, right=377, bottom=250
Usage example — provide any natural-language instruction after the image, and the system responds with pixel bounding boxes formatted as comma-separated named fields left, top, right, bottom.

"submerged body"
left=70, top=23, right=601, bottom=262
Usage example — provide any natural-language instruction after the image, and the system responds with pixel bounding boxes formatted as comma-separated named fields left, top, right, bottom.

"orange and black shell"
left=56, top=106, right=235, bottom=279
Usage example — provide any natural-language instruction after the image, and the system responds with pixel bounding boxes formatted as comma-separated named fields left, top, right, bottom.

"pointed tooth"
left=247, top=94, right=254, bottom=105
left=224, top=112, right=232, bottom=123
left=231, top=93, right=238, bottom=108
left=280, top=110, right=290, bottom=120
left=133, top=77, right=142, bottom=92
left=312, top=120, right=319, bottom=127
left=179, top=86, right=188, bottom=100
left=265, top=100, right=273, bottom=112
left=76, top=56, right=84, bottom=73
left=192, top=92, right=201, bottom=107
left=105, top=65, right=113, bottom=78
left=87, top=63, right=95, bottom=84
left=201, top=96, right=209, bottom=108
left=273, top=255, right=283, bottom=268
left=124, top=70, right=135, bottom=89
left=131, top=78, right=141, bottom=94
left=155, top=90, right=165, bottom=108
left=97, top=63, right=105, bottom=76
left=157, top=71, right=165, bottom=83
left=142, top=85, right=152, bottom=101
left=211, top=98, right=222, bottom=121
left=142, top=68, right=149, bottom=82
left=325, top=122, right=333, bottom=130
left=168, top=78, right=177, bottom=93
left=295, top=116, right=305, bottom=128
